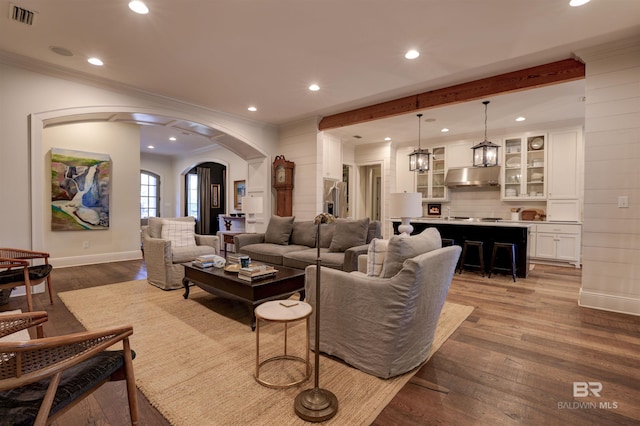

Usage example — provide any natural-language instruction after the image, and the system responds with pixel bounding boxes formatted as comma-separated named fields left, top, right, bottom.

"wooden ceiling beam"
left=318, top=58, right=585, bottom=131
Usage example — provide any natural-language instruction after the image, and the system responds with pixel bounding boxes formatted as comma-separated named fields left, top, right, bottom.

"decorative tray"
left=224, top=264, right=241, bottom=273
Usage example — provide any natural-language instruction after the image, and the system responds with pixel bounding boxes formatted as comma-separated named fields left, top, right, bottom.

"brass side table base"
left=294, top=388, right=338, bottom=422
left=255, top=354, right=310, bottom=389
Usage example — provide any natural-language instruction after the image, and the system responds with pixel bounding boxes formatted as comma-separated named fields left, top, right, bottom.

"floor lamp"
left=242, top=196, right=263, bottom=233
left=389, top=192, right=423, bottom=235
left=294, top=212, right=338, bottom=422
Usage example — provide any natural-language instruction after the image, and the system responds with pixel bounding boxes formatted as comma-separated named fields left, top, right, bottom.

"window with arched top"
left=140, top=170, right=160, bottom=224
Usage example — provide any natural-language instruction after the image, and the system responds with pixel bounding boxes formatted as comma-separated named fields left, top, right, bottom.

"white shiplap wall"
left=577, top=37, right=640, bottom=316
left=279, top=117, right=321, bottom=221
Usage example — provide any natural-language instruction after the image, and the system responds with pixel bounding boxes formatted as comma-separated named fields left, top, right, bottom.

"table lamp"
left=389, top=192, right=422, bottom=235
left=242, top=196, right=263, bottom=233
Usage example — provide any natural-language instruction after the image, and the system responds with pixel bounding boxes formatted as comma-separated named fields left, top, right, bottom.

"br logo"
left=573, top=382, right=602, bottom=397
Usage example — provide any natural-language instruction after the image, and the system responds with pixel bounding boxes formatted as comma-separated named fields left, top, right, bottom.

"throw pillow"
left=161, top=220, right=197, bottom=247
left=291, top=221, right=316, bottom=247
left=328, top=217, right=370, bottom=253
left=264, top=216, right=295, bottom=245
left=319, top=223, right=336, bottom=248
left=366, top=238, right=389, bottom=277
left=380, top=227, right=442, bottom=278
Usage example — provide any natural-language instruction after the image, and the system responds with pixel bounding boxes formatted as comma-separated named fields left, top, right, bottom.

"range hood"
left=444, top=166, right=501, bottom=188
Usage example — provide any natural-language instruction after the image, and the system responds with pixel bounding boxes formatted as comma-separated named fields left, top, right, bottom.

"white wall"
left=0, top=60, right=278, bottom=266
left=279, top=117, right=320, bottom=220
left=141, top=152, right=175, bottom=217
left=577, top=37, right=640, bottom=316
left=43, top=122, right=142, bottom=265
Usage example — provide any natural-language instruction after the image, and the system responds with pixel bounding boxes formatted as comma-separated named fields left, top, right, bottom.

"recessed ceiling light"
left=515, top=116, right=526, bottom=122
left=309, top=84, right=320, bottom=91
left=569, top=0, right=590, bottom=6
left=147, top=145, right=155, bottom=149
left=248, top=106, right=257, bottom=112
left=384, top=137, right=391, bottom=141
left=129, top=1, right=149, bottom=14
left=87, top=57, right=103, bottom=66
left=441, top=128, right=449, bottom=133
left=169, top=136, right=177, bottom=141
left=404, top=50, right=419, bottom=60
left=50, top=46, right=73, bottom=57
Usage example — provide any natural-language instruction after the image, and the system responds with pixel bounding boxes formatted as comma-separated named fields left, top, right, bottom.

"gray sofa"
left=233, top=216, right=382, bottom=272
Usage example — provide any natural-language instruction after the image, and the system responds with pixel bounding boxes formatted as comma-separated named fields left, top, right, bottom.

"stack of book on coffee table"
left=238, top=264, right=277, bottom=282
left=192, top=254, right=218, bottom=268
left=226, top=253, right=242, bottom=265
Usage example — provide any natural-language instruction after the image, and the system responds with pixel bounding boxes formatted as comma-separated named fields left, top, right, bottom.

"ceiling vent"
left=9, top=3, right=37, bottom=25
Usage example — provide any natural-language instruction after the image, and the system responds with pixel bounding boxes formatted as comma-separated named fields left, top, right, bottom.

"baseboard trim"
left=51, top=250, right=143, bottom=268
left=578, top=289, right=640, bottom=316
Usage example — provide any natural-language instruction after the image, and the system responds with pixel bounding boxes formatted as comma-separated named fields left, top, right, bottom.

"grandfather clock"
left=272, top=155, right=294, bottom=217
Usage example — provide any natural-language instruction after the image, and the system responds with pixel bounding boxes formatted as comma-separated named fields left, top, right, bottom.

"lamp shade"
left=389, top=192, right=422, bottom=218
left=242, top=196, right=263, bottom=214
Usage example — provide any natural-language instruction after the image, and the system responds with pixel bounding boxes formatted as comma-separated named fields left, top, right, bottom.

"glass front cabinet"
left=416, top=146, right=447, bottom=201
left=502, top=134, right=546, bottom=200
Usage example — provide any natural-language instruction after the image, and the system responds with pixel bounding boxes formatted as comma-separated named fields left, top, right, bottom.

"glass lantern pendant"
left=471, top=101, right=500, bottom=167
left=409, top=113, right=430, bottom=172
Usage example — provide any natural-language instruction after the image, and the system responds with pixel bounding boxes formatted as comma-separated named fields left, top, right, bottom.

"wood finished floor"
left=2, top=260, right=639, bottom=425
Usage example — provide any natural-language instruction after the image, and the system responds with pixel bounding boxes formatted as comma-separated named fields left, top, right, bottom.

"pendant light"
left=409, top=113, right=431, bottom=172
left=471, top=101, right=500, bottom=167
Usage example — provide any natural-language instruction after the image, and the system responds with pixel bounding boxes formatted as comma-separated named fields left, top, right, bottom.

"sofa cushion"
left=366, top=238, right=388, bottom=277
left=283, top=248, right=345, bottom=270
left=366, top=221, right=382, bottom=243
left=239, top=243, right=308, bottom=266
left=161, top=220, right=196, bottom=247
left=291, top=221, right=316, bottom=247
left=380, top=227, right=442, bottom=278
left=172, top=245, right=217, bottom=264
left=319, top=223, right=336, bottom=248
left=329, top=218, right=370, bottom=253
left=264, top=216, right=295, bottom=245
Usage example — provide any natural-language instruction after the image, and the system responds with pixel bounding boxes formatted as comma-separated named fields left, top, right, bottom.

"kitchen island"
left=391, top=218, right=532, bottom=278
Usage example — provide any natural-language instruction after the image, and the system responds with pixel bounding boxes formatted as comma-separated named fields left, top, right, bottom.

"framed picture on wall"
left=234, top=180, right=246, bottom=210
left=211, top=184, right=221, bottom=208
left=427, top=203, right=441, bottom=216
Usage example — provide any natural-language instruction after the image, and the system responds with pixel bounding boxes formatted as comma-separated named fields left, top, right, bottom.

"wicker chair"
left=0, top=248, right=54, bottom=312
left=0, top=311, right=139, bottom=426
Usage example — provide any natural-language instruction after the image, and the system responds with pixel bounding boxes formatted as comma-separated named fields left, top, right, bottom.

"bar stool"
left=489, top=242, right=517, bottom=282
left=255, top=300, right=312, bottom=388
left=458, top=240, right=484, bottom=276
left=442, top=238, right=455, bottom=247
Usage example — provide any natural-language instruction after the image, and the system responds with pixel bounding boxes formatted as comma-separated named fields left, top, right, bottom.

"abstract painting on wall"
left=51, top=148, right=111, bottom=231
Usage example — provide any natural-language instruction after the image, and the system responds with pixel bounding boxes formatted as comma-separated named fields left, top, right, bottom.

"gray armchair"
left=142, top=217, right=219, bottom=290
left=305, top=244, right=461, bottom=379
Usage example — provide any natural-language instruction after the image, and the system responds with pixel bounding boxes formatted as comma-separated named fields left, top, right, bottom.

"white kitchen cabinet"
left=416, top=146, right=448, bottom=201
left=546, top=127, right=583, bottom=221
left=502, top=133, right=546, bottom=200
left=547, top=128, right=582, bottom=199
left=534, top=223, right=581, bottom=267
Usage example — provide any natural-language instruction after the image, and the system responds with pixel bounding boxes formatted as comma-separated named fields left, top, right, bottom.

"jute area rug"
left=59, top=280, right=473, bottom=425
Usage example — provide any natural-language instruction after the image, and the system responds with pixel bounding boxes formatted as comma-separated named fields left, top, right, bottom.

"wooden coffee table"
left=182, top=263, right=306, bottom=330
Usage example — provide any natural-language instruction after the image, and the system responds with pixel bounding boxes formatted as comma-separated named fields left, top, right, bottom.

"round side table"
left=255, top=300, right=312, bottom=388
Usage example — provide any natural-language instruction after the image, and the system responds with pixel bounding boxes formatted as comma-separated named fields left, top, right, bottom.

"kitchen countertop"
left=390, top=218, right=581, bottom=227
left=390, top=218, right=533, bottom=228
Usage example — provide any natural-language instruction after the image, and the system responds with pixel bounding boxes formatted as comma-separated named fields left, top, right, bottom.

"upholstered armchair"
left=305, top=228, right=461, bottom=379
left=0, top=248, right=54, bottom=312
left=0, top=311, right=139, bottom=425
left=141, top=216, right=219, bottom=290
